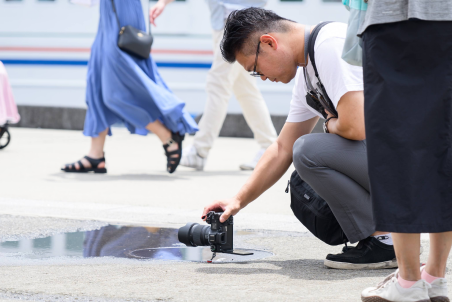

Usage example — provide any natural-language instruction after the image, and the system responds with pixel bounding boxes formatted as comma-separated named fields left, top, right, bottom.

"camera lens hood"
left=192, top=224, right=209, bottom=246
left=178, top=223, right=210, bottom=247
left=178, top=223, right=197, bottom=247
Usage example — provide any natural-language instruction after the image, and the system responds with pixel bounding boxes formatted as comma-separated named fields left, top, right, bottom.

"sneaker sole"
left=324, top=259, right=398, bottom=270
left=362, top=296, right=430, bottom=302
left=431, top=297, right=450, bottom=302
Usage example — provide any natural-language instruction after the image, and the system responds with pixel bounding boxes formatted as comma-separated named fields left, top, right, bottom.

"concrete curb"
left=14, top=106, right=86, bottom=131
left=12, top=105, right=324, bottom=136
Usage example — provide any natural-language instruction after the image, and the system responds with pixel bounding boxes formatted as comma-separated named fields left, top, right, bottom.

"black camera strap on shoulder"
left=303, top=21, right=338, bottom=119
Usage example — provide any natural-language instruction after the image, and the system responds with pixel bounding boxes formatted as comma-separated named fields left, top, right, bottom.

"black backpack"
left=286, top=170, right=348, bottom=246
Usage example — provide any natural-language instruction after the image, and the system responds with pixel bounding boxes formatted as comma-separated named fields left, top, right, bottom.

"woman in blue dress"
left=62, top=0, right=198, bottom=174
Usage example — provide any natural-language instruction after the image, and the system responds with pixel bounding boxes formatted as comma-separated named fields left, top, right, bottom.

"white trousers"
left=193, top=30, right=277, bottom=158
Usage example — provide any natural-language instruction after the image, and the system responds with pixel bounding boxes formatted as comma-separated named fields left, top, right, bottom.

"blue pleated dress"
left=83, top=0, right=198, bottom=137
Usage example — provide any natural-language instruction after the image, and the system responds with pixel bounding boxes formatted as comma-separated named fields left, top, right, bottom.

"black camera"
left=178, top=211, right=233, bottom=253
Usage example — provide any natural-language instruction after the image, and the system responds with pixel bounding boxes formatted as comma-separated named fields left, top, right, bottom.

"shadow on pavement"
left=196, top=259, right=392, bottom=280
left=175, top=170, right=251, bottom=177
left=49, top=173, right=185, bottom=182
left=50, top=170, right=248, bottom=182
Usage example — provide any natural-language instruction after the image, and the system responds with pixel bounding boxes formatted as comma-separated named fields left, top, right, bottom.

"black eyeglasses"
left=250, top=41, right=264, bottom=77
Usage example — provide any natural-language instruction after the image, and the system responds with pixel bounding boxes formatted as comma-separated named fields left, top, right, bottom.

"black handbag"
left=110, top=0, right=153, bottom=59
left=286, top=170, right=348, bottom=246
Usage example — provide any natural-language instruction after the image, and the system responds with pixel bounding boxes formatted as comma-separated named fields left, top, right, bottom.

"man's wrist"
left=323, top=117, right=336, bottom=133
left=234, top=194, right=245, bottom=208
left=235, top=188, right=253, bottom=209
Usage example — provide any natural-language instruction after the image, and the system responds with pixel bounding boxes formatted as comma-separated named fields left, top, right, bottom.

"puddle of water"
left=130, top=247, right=272, bottom=263
left=0, top=225, right=273, bottom=263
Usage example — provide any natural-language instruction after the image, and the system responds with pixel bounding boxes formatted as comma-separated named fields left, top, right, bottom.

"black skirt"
left=362, top=19, right=452, bottom=233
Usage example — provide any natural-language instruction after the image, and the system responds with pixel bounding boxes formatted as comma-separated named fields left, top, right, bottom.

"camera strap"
left=303, top=21, right=338, bottom=118
left=303, top=26, right=316, bottom=93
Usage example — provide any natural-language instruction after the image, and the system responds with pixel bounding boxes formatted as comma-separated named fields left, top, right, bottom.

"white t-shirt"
left=286, top=22, right=364, bottom=123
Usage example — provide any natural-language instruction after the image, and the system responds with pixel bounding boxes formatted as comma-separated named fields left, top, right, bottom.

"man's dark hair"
left=220, top=7, right=295, bottom=63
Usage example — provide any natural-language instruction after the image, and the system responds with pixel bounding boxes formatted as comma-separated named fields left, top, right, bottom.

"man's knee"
left=293, top=134, right=323, bottom=179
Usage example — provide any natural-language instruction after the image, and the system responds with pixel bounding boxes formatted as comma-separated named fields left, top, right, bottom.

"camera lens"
left=178, top=223, right=210, bottom=247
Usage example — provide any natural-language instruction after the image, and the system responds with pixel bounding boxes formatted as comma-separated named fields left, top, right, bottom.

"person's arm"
left=149, top=0, right=175, bottom=26
left=201, top=117, right=319, bottom=222
left=325, top=90, right=365, bottom=140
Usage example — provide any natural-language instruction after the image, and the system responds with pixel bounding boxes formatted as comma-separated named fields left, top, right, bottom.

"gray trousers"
left=292, top=133, right=374, bottom=243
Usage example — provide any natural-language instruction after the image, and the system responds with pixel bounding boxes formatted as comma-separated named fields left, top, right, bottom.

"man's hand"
left=202, top=198, right=242, bottom=223
left=324, top=109, right=336, bottom=120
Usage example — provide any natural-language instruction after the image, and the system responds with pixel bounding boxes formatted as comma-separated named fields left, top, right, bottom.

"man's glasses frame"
left=250, top=40, right=264, bottom=77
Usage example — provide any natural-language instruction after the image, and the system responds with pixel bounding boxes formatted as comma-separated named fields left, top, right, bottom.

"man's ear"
left=260, top=34, right=278, bottom=50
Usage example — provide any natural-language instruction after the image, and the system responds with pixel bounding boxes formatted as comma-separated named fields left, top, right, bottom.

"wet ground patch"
left=0, top=224, right=274, bottom=263
left=0, top=214, right=108, bottom=241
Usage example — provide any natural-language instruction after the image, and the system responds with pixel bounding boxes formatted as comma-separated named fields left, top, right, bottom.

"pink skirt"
left=0, top=61, right=20, bottom=125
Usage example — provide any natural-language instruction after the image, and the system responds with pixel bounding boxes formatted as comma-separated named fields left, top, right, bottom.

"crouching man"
left=202, top=8, right=395, bottom=269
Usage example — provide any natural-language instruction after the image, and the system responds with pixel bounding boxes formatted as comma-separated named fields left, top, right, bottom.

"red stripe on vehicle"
left=0, top=47, right=213, bottom=55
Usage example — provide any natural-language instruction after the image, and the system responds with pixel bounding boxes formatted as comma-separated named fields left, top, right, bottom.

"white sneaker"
left=361, top=269, right=431, bottom=302
left=179, top=145, right=206, bottom=171
left=239, top=148, right=266, bottom=171
left=420, top=265, right=450, bottom=302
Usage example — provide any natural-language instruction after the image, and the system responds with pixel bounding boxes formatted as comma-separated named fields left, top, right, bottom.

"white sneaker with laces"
left=179, top=145, right=206, bottom=171
left=420, top=265, right=450, bottom=302
left=239, top=148, right=266, bottom=171
left=361, top=269, right=431, bottom=302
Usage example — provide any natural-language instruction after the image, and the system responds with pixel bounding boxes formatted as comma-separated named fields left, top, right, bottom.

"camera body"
left=178, top=211, right=234, bottom=253
left=205, top=211, right=233, bottom=253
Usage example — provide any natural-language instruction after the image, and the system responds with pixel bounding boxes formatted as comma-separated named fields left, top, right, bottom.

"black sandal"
left=163, top=132, right=184, bottom=174
left=0, top=124, right=11, bottom=150
left=61, top=155, right=107, bottom=173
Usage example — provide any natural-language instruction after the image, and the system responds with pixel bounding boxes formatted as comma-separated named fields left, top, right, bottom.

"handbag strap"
left=110, top=0, right=120, bottom=28
left=110, top=0, right=151, bottom=34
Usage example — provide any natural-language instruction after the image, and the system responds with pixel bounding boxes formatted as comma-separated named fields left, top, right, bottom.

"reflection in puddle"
left=0, top=225, right=273, bottom=263
left=130, top=247, right=272, bottom=263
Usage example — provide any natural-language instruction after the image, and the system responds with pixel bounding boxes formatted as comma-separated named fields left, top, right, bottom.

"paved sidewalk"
left=1, top=127, right=295, bottom=219
left=0, top=128, right=447, bottom=302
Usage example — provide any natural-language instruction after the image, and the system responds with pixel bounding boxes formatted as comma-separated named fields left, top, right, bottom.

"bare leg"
left=87, top=128, right=108, bottom=159
left=62, top=128, right=108, bottom=170
left=146, top=120, right=171, bottom=143
left=146, top=120, right=181, bottom=173
left=392, top=233, right=421, bottom=281
left=425, top=232, right=452, bottom=277
left=145, top=120, right=179, bottom=153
